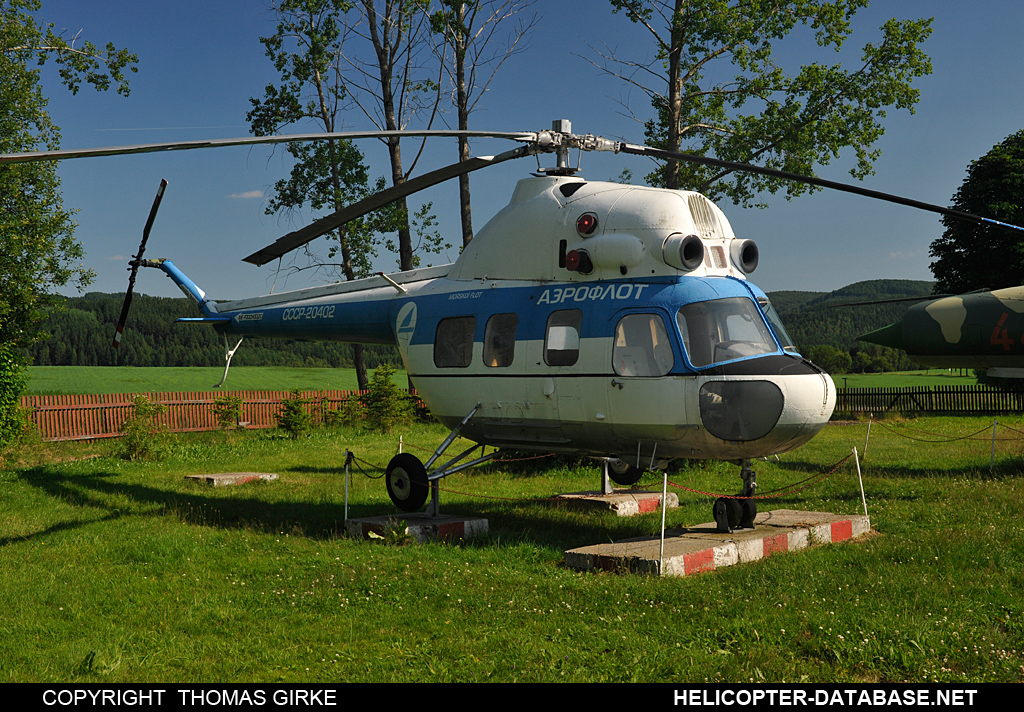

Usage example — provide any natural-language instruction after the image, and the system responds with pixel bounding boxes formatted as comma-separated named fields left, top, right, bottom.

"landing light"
left=576, top=213, right=598, bottom=236
left=565, top=249, right=593, bottom=274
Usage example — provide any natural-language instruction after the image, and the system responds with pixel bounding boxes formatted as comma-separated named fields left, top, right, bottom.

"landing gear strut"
left=384, top=403, right=498, bottom=516
left=714, top=459, right=757, bottom=533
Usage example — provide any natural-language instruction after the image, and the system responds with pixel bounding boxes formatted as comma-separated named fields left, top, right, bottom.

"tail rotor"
left=113, top=179, right=167, bottom=349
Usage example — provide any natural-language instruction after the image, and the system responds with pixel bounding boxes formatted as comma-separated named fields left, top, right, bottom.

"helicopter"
left=6, top=120, right=1023, bottom=533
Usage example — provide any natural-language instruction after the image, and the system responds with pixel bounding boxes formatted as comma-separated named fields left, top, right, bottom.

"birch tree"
left=596, top=0, right=932, bottom=205
left=429, top=0, right=536, bottom=246
left=248, top=0, right=397, bottom=389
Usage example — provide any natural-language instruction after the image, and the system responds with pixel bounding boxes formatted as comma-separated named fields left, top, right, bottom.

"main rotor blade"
left=113, top=179, right=167, bottom=349
left=0, top=130, right=537, bottom=165
left=243, top=145, right=533, bottom=266
left=622, top=144, right=1024, bottom=234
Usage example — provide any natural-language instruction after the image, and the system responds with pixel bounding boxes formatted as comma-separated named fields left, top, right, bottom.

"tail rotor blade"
left=113, top=179, right=168, bottom=349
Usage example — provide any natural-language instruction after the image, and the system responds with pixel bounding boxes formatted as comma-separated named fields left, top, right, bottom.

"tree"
left=0, top=0, right=136, bottom=445
left=595, top=1, right=932, bottom=205
left=429, top=0, right=536, bottom=246
left=807, top=344, right=851, bottom=375
left=928, top=130, right=1024, bottom=294
left=248, top=0, right=399, bottom=389
left=338, top=0, right=441, bottom=271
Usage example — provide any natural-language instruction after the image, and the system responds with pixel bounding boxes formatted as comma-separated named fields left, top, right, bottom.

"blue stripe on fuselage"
left=398, top=275, right=781, bottom=372
left=217, top=292, right=396, bottom=345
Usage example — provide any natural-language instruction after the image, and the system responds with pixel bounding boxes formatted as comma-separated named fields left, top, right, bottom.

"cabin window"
left=483, top=313, right=518, bottom=367
left=676, top=297, right=777, bottom=368
left=544, top=309, right=582, bottom=366
left=434, top=316, right=476, bottom=368
left=613, top=313, right=674, bottom=377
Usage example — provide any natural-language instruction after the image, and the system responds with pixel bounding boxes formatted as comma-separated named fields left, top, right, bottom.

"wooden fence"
left=20, top=390, right=368, bottom=442
left=836, top=385, right=1024, bottom=415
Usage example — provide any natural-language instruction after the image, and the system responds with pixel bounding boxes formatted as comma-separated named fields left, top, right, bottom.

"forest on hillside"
left=770, top=279, right=934, bottom=373
left=25, top=280, right=932, bottom=373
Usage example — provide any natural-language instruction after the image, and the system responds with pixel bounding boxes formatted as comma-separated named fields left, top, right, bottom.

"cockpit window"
left=757, top=297, right=798, bottom=352
left=676, top=297, right=778, bottom=368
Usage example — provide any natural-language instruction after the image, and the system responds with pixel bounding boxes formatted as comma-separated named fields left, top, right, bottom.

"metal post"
left=601, top=461, right=613, bottom=495
left=853, top=447, right=868, bottom=520
left=863, top=415, right=872, bottom=462
left=991, top=419, right=998, bottom=474
left=659, top=467, right=669, bottom=576
left=344, top=450, right=351, bottom=522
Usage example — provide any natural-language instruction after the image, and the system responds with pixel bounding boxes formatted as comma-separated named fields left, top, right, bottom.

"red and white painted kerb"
left=565, top=509, right=871, bottom=577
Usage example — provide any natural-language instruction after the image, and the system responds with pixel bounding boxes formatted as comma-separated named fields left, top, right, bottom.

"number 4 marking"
left=991, top=312, right=1013, bottom=351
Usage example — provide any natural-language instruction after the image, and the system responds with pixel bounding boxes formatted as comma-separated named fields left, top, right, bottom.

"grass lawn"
left=1, top=413, right=1022, bottom=683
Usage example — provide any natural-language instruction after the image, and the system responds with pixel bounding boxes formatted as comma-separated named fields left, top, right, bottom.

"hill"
left=767, top=279, right=935, bottom=373
left=768, top=279, right=934, bottom=351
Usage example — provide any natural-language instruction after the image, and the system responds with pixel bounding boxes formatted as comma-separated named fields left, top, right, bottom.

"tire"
left=739, top=498, right=757, bottom=529
left=608, top=459, right=644, bottom=486
left=385, top=453, right=429, bottom=512
left=714, top=497, right=742, bottom=532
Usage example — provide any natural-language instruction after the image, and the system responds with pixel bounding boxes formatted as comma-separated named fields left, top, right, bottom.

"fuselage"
left=170, top=175, right=836, bottom=463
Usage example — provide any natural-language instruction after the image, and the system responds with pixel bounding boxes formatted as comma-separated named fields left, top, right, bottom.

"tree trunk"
left=665, top=0, right=684, bottom=190
left=455, top=4, right=473, bottom=247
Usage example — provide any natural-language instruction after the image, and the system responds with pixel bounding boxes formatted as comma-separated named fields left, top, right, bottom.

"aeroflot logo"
left=538, top=284, right=650, bottom=305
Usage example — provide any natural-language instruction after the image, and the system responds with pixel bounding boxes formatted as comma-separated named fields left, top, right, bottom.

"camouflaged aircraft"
left=860, top=285, right=1024, bottom=379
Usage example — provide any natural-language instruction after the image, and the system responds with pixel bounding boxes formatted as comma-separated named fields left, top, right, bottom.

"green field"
left=25, top=366, right=978, bottom=396
left=26, top=366, right=407, bottom=395
left=1, top=413, right=1022, bottom=683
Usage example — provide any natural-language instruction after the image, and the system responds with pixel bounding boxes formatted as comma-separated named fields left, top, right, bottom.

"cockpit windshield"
left=676, top=297, right=779, bottom=368
left=757, top=297, right=798, bottom=353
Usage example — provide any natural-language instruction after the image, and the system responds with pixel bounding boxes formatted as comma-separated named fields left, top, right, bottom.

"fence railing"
left=19, top=384, right=1024, bottom=442
left=20, top=390, right=368, bottom=442
left=836, top=385, right=1024, bottom=415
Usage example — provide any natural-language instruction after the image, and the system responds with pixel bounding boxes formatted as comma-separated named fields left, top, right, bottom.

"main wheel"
left=713, top=497, right=742, bottom=533
left=739, top=498, right=757, bottom=529
left=385, top=453, right=429, bottom=512
left=608, top=459, right=644, bottom=486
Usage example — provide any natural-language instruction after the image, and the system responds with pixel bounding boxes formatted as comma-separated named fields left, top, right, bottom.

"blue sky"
left=30, top=0, right=1024, bottom=300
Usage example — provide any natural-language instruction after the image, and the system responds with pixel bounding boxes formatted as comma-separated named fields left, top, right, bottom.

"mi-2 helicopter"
left=6, top=121, right=1022, bottom=532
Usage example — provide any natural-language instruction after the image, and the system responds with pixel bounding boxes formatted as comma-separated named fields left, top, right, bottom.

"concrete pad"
left=184, top=472, right=279, bottom=487
left=552, top=489, right=679, bottom=517
left=564, top=509, right=870, bottom=577
left=345, top=513, right=488, bottom=543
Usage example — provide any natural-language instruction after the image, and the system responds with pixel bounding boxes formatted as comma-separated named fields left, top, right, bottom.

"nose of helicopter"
left=698, top=364, right=836, bottom=455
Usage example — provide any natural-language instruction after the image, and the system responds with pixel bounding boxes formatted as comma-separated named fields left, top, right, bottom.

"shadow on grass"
left=11, top=462, right=670, bottom=552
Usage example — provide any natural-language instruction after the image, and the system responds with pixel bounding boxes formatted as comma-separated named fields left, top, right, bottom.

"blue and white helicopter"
left=7, top=121, right=1019, bottom=532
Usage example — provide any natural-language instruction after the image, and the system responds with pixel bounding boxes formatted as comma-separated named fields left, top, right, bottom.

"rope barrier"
left=872, top=420, right=994, bottom=443
left=663, top=452, right=854, bottom=501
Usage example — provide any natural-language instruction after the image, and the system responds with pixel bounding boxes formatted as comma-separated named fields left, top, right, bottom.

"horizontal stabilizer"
left=176, top=317, right=232, bottom=324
